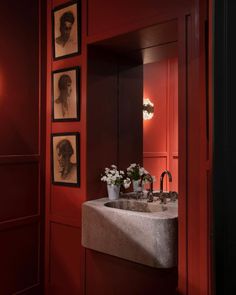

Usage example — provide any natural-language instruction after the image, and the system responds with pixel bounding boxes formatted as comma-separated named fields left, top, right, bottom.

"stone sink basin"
left=104, top=199, right=168, bottom=213
left=82, top=197, right=178, bottom=268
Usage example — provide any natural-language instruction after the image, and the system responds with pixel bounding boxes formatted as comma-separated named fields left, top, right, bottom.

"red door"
left=0, top=1, right=45, bottom=294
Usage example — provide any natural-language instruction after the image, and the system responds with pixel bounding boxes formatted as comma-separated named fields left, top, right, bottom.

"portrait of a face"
left=52, top=67, right=80, bottom=121
left=52, top=2, right=80, bottom=59
left=52, top=133, right=80, bottom=186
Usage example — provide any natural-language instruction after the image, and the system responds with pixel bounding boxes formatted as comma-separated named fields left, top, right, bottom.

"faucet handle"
left=169, top=191, right=178, bottom=202
left=147, top=190, right=154, bottom=202
left=159, top=192, right=167, bottom=204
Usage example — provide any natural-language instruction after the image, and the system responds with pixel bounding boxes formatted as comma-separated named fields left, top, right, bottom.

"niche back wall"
left=143, top=58, right=178, bottom=192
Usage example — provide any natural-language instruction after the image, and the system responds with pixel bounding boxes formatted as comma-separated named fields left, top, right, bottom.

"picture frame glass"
left=52, top=134, right=79, bottom=185
left=53, top=68, right=78, bottom=120
left=53, top=3, right=78, bottom=58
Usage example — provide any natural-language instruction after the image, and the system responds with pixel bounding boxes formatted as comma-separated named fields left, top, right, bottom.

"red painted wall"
left=45, top=0, right=87, bottom=294
left=87, top=0, right=190, bottom=39
left=0, top=0, right=44, bottom=294
left=143, top=58, right=178, bottom=192
left=45, top=0, right=211, bottom=295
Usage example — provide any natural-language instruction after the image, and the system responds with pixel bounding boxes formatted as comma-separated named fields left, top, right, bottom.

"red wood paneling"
left=169, top=58, right=178, bottom=192
left=197, top=1, right=211, bottom=294
left=49, top=223, right=83, bottom=295
left=171, top=157, right=179, bottom=192
left=86, top=48, right=119, bottom=199
left=52, top=0, right=68, bottom=7
left=143, top=58, right=178, bottom=192
left=177, top=15, right=188, bottom=294
left=0, top=223, right=39, bottom=294
left=51, top=186, right=84, bottom=221
left=169, top=59, right=178, bottom=155
left=0, top=0, right=44, bottom=294
left=45, top=1, right=211, bottom=295
left=88, top=0, right=190, bottom=38
left=143, top=60, right=168, bottom=153
left=0, top=163, right=39, bottom=222
left=85, top=249, right=177, bottom=295
left=45, top=0, right=87, bottom=293
left=0, top=1, right=39, bottom=156
left=118, top=62, right=143, bottom=169
left=88, top=20, right=178, bottom=53
left=144, top=157, right=167, bottom=191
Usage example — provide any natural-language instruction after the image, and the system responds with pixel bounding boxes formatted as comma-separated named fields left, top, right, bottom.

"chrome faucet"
left=160, top=170, right=172, bottom=193
left=140, top=173, right=154, bottom=202
left=159, top=170, right=172, bottom=204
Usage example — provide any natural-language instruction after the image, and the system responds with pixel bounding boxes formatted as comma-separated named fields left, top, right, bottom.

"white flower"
left=139, top=167, right=145, bottom=175
left=126, top=163, right=151, bottom=182
left=101, top=165, right=128, bottom=187
left=123, top=178, right=131, bottom=189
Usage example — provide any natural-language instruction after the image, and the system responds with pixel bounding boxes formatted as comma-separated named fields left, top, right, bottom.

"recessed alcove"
left=87, top=19, right=178, bottom=198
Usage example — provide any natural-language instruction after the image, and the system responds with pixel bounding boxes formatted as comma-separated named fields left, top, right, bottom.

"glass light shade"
left=143, top=98, right=154, bottom=120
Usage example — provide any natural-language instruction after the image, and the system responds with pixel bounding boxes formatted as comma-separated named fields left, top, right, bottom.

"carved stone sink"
left=82, top=197, right=178, bottom=268
left=104, top=199, right=167, bottom=213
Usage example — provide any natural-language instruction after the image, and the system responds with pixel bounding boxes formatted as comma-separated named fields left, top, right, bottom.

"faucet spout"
left=160, top=170, right=172, bottom=193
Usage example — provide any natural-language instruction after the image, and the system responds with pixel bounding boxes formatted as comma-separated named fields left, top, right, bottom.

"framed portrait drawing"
left=51, top=132, right=80, bottom=187
left=52, top=67, right=80, bottom=121
left=52, top=1, right=81, bottom=60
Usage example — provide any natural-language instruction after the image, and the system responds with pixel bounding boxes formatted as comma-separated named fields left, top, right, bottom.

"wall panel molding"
left=0, top=215, right=40, bottom=231
left=0, top=155, right=40, bottom=164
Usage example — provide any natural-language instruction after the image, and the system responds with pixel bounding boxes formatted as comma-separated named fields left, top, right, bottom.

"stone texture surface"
left=82, top=197, right=178, bottom=268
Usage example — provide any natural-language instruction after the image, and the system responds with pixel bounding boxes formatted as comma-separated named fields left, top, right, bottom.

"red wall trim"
left=143, top=152, right=168, bottom=157
left=49, top=215, right=82, bottom=228
left=13, top=283, right=41, bottom=295
left=208, top=0, right=213, bottom=293
left=177, top=13, right=189, bottom=295
left=0, top=215, right=40, bottom=231
left=0, top=155, right=40, bottom=164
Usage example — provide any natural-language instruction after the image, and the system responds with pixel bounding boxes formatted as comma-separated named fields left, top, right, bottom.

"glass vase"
left=132, top=179, right=143, bottom=192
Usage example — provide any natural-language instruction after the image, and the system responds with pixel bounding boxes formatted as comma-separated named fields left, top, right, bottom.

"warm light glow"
left=143, top=98, right=154, bottom=120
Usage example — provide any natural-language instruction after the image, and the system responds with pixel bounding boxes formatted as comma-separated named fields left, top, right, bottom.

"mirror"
left=143, top=55, right=178, bottom=192
left=87, top=19, right=178, bottom=197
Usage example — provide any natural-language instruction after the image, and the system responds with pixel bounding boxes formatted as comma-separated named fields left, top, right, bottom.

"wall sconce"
left=143, top=98, right=154, bottom=120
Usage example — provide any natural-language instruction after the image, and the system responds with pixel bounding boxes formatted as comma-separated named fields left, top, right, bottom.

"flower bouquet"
left=101, top=165, right=131, bottom=200
left=126, top=163, right=150, bottom=192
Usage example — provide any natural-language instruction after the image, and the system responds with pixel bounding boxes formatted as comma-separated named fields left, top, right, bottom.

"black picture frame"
left=52, top=1, right=81, bottom=60
left=51, top=132, right=80, bottom=187
left=52, top=66, right=80, bottom=122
